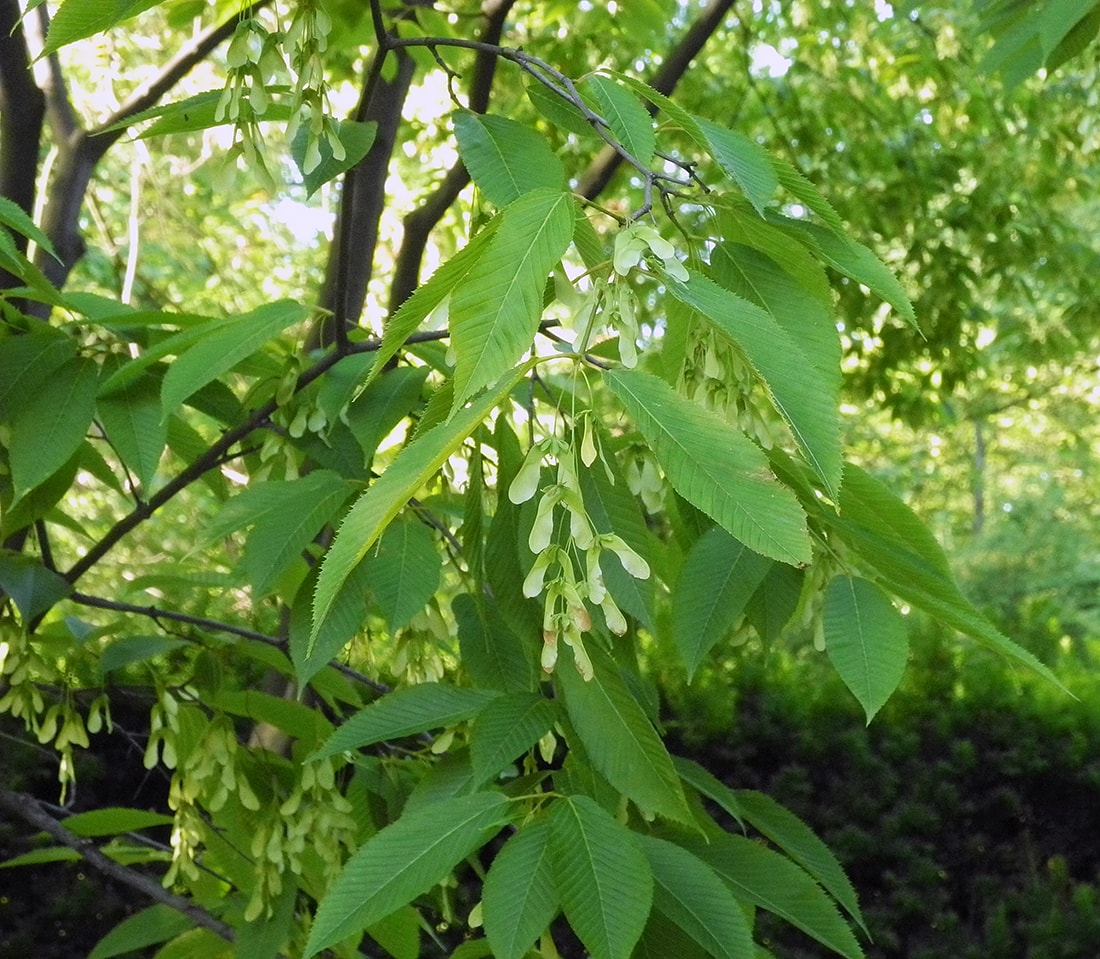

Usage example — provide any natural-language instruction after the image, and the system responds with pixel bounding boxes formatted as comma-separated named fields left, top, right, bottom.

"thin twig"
left=0, top=789, right=235, bottom=944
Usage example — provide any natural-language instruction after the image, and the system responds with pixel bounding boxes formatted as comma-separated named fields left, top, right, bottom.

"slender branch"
left=387, top=0, right=517, bottom=311
left=68, top=592, right=390, bottom=693
left=0, top=789, right=235, bottom=944
left=69, top=592, right=280, bottom=645
left=576, top=0, right=736, bottom=199
left=58, top=324, right=459, bottom=593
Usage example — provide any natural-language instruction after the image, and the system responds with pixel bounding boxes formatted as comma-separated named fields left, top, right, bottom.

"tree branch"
left=387, top=0, right=517, bottom=312
left=0, top=789, right=235, bottom=944
left=68, top=592, right=391, bottom=694
left=0, top=0, right=46, bottom=287
left=32, top=2, right=272, bottom=299
left=575, top=0, right=736, bottom=199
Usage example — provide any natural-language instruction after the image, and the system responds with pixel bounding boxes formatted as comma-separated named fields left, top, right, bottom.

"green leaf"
left=100, top=635, right=190, bottom=673
left=292, top=119, right=377, bottom=197
left=346, top=367, right=429, bottom=466
left=311, top=366, right=527, bottom=649
left=87, top=904, right=194, bottom=959
left=734, top=789, right=867, bottom=936
left=470, top=692, right=557, bottom=786
left=605, top=369, right=810, bottom=565
left=0, top=329, right=75, bottom=421
left=8, top=355, right=99, bottom=504
left=311, top=684, right=502, bottom=761
left=775, top=217, right=917, bottom=329
left=43, top=0, right=161, bottom=55
left=453, top=112, right=565, bottom=208
left=688, top=833, right=865, bottom=959
left=62, top=807, right=173, bottom=837
left=0, top=196, right=58, bottom=260
left=556, top=644, right=692, bottom=824
left=525, top=77, right=596, bottom=139
left=673, top=528, right=772, bottom=679
left=365, top=219, right=500, bottom=390
left=449, top=189, right=574, bottom=409
left=207, top=471, right=352, bottom=598
left=823, top=575, right=909, bottom=723
left=364, top=906, right=421, bottom=959
left=1, top=847, right=81, bottom=868
left=745, top=563, right=803, bottom=643
left=453, top=593, right=539, bottom=694
left=304, top=792, right=511, bottom=958
left=665, top=270, right=842, bottom=499
left=0, top=552, right=72, bottom=621
left=548, top=796, right=653, bottom=959
left=291, top=551, right=372, bottom=686
left=694, top=116, right=778, bottom=215
left=237, top=879, right=298, bottom=959
left=711, top=241, right=841, bottom=391
left=769, top=156, right=846, bottom=233
left=640, top=836, right=754, bottom=959
left=671, top=755, right=744, bottom=828
left=97, top=377, right=166, bottom=491
left=830, top=465, right=1066, bottom=690
left=483, top=817, right=560, bottom=959
left=362, top=516, right=443, bottom=631
left=160, top=300, right=309, bottom=416
left=209, top=689, right=332, bottom=746
left=586, top=75, right=655, bottom=166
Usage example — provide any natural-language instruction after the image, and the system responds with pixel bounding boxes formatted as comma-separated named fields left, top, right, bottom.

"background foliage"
left=1, top=0, right=1099, bottom=957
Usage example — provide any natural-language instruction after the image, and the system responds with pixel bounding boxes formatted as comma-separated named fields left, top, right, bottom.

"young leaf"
left=311, top=684, right=502, bottom=761
left=586, top=75, right=655, bottom=166
left=470, top=692, right=557, bottom=786
left=665, top=270, right=842, bottom=499
left=687, top=833, right=865, bottom=959
left=453, top=112, right=566, bottom=208
left=483, top=817, right=560, bottom=959
left=672, top=527, right=772, bottom=679
left=556, top=644, right=692, bottom=824
left=734, top=789, right=867, bottom=936
left=303, top=792, right=511, bottom=958
left=160, top=300, right=309, bottom=416
left=449, top=188, right=574, bottom=409
left=823, top=575, right=909, bottom=723
left=639, top=835, right=754, bottom=959
left=311, top=367, right=526, bottom=649
left=605, top=369, right=811, bottom=565
left=8, top=355, right=98, bottom=505
left=548, top=796, right=654, bottom=959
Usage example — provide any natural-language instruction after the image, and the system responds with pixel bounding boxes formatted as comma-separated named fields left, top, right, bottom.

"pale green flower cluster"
left=215, top=2, right=343, bottom=190
left=508, top=420, right=650, bottom=680
left=680, top=327, right=787, bottom=450
left=568, top=224, right=688, bottom=368
left=150, top=689, right=356, bottom=919
left=244, top=758, right=356, bottom=921
left=0, top=628, right=109, bottom=802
